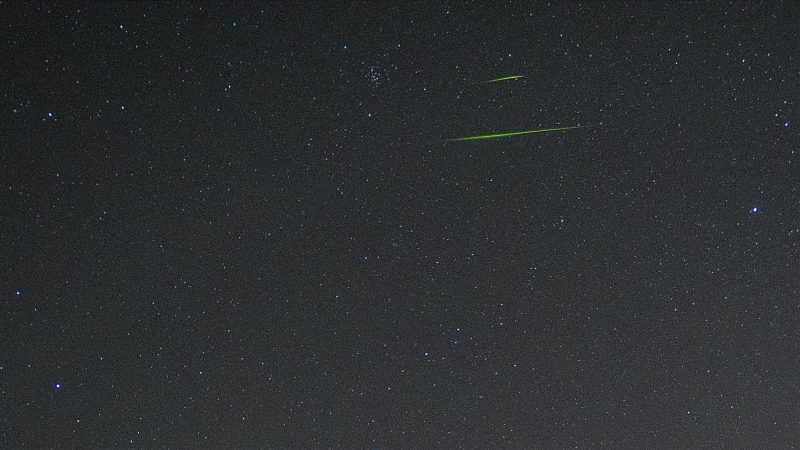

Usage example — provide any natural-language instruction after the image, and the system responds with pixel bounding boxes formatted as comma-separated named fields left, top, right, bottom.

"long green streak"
left=483, top=75, right=525, bottom=83
left=449, top=125, right=588, bottom=142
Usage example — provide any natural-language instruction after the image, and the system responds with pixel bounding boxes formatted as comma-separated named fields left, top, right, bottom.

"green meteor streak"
left=483, top=75, right=525, bottom=83
left=448, top=125, right=589, bottom=142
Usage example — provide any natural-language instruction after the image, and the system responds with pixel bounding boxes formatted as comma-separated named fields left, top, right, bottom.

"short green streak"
left=484, top=75, right=525, bottom=83
left=449, top=126, right=586, bottom=142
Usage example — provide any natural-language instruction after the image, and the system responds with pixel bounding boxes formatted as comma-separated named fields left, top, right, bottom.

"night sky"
left=3, top=2, right=800, bottom=448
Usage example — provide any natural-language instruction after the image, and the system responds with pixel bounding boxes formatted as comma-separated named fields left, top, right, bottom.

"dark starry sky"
left=2, top=2, right=800, bottom=448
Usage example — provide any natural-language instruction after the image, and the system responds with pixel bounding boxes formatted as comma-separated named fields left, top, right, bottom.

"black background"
left=2, top=2, right=800, bottom=448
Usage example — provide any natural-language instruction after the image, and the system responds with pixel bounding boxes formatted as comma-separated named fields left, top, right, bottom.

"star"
left=15, top=290, right=21, bottom=297
left=750, top=206, right=760, bottom=215
left=54, top=383, right=62, bottom=390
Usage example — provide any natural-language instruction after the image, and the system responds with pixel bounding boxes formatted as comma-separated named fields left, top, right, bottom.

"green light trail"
left=483, top=75, right=525, bottom=83
left=448, top=125, right=589, bottom=142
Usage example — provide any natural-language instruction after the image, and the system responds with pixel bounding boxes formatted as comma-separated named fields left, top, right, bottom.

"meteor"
left=448, top=125, right=591, bottom=142
left=481, top=75, right=525, bottom=83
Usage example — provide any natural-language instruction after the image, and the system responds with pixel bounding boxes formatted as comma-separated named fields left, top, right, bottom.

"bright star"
left=15, top=290, right=21, bottom=296
left=54, top=383, right=62, bottom=390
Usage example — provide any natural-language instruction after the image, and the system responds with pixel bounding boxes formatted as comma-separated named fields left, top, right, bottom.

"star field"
left=2, top=2, right=800, bottom=448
